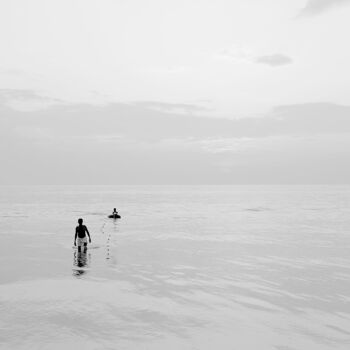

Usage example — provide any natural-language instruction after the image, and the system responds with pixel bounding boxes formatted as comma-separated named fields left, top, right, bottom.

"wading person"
left=74, top=218, right=91, bottom=252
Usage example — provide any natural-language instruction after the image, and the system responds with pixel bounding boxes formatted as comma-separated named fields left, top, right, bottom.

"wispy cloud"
left=299, top=0, right=350, bottom=16
left=215, top=47, right=253, bottom=63
left=133, top=101, right=210, bottom=115
left=216, top=48, right=293, bottom=68
left=0, top=89, right=61, bottom=111
left=254, top=54, right=293, bottom=67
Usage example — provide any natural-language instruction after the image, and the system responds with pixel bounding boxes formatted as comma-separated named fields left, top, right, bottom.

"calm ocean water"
left=0, top=185, right=349, bottom=350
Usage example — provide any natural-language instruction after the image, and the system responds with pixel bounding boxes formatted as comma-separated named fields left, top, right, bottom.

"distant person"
left=112, top=208, right=119, bottom=217
left=108, top=208, right=121, bottom=219
left=74, top=218, right=91, bottom=252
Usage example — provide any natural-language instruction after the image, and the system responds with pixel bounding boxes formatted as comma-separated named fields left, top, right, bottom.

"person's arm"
left=85, top=226, right=91, bottom=243
left=74, top=227, right=77, bottom=246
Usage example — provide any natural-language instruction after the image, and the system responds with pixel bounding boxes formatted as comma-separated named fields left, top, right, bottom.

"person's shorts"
left=77, top=236, right=88, bottom=247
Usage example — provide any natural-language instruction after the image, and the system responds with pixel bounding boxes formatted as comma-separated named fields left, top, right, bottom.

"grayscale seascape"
left=1, top=185, right=349, bottom=350
left=1, top=1, right=350, bottom=349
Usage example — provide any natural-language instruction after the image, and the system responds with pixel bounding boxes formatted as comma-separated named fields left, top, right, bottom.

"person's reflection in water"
left=72, top=249, right=91, bottom=277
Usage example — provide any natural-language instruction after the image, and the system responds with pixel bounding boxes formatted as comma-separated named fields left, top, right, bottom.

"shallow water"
left=0, top=185, right=350, bottom=349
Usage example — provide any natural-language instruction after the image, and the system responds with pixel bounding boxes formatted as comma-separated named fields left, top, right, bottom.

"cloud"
left=13, top=126, right=54, bottom=141
left=215, top=47, right=253, bottom=62
left=145, top=65, right=187, bottom=74
left=299, top=0, right=350, bottom=16
left=0, top=89, right=61, bottom=111
left=216, top=49, right=293, bottom=68
left=2, top=96, right=350, bottom=142
left=254, top=54, right=293, bottom=67
left=1, top=92, right=350, bottom=184
left=133, top=101, right=210, bottom=115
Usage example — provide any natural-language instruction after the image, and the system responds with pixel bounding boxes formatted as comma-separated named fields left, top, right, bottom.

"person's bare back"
left=74, top=218, right=91, bottom=252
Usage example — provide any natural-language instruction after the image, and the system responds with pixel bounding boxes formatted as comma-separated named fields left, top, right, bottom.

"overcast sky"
left=1, top=0, right=350, bottom=184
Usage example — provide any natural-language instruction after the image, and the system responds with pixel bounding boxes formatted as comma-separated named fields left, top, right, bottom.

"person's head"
left=113, top=208, right=116, bottom=212
left=78, top=218, right=83, bottom=225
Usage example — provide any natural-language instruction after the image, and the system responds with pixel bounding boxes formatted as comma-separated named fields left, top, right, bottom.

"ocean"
left=0, top=185, right=349, bottom=350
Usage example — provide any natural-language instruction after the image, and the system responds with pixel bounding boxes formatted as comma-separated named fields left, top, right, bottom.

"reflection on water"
left=72, top=250, right=91, bottom=277
left=1, top=185, right=350, bottom=350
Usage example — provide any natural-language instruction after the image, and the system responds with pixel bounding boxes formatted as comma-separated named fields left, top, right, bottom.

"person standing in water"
left=74, top=218, right=91, bottom=252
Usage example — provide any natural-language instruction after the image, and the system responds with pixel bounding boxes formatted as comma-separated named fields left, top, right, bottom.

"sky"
left=0, top=0, right=350, bottom=184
